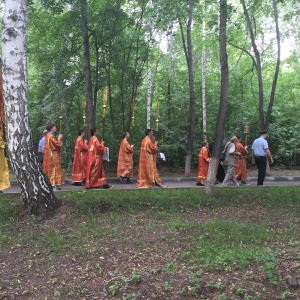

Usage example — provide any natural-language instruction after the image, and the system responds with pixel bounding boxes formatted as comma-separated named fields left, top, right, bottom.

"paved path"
left=2, top=177, right=300, bottom=194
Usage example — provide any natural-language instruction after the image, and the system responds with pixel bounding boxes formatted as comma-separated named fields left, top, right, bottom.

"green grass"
left=1, top=186, right=300, bottom=263
left=180, top=220, right=280, bottom=271
left=1, top=186, right=300, bottom=298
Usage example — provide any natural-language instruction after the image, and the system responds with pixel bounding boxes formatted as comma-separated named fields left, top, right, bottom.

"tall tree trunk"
left=167, top=24, right=174, bottom=130
left=180, top=0, right=196, bottom=177
left=241, top=0, right=265, bottom=129
left=202, top=0, right=207, bottom=141
left=2, top=0, right=61, bottom=218
left=205, top=0, right=228, bottom=195
left=80, top=0, right=95, bottom=135
left=266, top=0, right=281, bottom=128
left=146, top=0, right=154, bottom=129
left=147, top=55, right=152, bottom=129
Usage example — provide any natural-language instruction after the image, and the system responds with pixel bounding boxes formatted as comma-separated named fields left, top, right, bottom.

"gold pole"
left=102, top=87, right=108, bottom=140
left=131, top=100, right=135, bottom=128
left=81, top=98, right=87, bottom=136
left=59, top=98, right=65, bottom=134
left=244, top=124, right=250, bottom=146
left=156, top=103, right=160, bottom=133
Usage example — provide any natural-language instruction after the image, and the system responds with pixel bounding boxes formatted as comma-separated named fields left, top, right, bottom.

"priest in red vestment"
left=85, top=128, right=112, bottom=189
left=235, top=135, right=249, bottom=185
left=42, top=123, right=64, bottom=190
left=117, top=131, right=134, bottom=183
left=197, top=141, right=211, bottom=186
left=137, top=129, right=163, bottom=188
left=71, top=129, right=88, bottom=185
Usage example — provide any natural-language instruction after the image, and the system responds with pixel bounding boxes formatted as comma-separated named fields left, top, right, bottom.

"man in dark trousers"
left=251, top=129, right=274, bottom=186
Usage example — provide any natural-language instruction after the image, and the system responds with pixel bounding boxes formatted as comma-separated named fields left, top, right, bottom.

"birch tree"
left=201, top=0, right=207, bottom=141
left=146, top=0, right=154, bottom=129
left=167, top=23, right=174, bottom=129
left=2, top=0, right=61, bottom=218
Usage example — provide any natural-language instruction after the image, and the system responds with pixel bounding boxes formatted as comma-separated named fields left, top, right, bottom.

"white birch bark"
left=147, top=46, right=152, bottom=129
left=2, top=0, right=61, bottom=218
left=167, top=23, right=174, bottom=128
left=201, top=0, right=207, bottom=141
left=146, top=0, right=153, bottom=129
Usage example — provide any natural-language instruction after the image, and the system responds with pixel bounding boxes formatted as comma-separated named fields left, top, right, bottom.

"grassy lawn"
left=1, top=187, right=300, bottom=299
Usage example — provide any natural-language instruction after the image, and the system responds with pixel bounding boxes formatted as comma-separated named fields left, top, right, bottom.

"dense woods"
left=2, top=0, right=300, bottom=173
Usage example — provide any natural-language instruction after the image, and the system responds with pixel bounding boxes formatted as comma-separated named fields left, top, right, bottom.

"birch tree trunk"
left=2, top=0, right=61, bottom=218
left=167, top=23, right=174, bottom=129
left=146, top=40, right=152, bottom=129
left=201, top=0, right=207, bottom=141
left=146, top=0, right=154, bottom=129
left=205, top=0, right=228, bottom=195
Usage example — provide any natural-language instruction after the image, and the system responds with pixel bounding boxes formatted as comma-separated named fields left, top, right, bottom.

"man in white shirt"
left=251, top=129, right=274, bottom=186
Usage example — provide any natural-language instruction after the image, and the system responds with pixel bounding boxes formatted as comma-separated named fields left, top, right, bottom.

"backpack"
left=220, top=143, right=230, bottom=162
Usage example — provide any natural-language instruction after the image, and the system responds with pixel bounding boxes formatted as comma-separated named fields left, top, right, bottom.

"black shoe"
left=196, top=182, right=205, bottom=186
left=103, top=184, right=113, bottom=189
left=119, top=176, right=125, bottom=183
left=126, top=180, right=133, bottom=184
left=72, top=182, right=82, bottom=186
left=156, top=184, right=168, bottom=188
left=241, top=181, right=250, bottom=186
left=54, top=187, right=61, bottom=191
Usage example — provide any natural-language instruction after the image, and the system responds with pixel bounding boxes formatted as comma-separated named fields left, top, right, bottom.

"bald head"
left=230, top=136, right=238, bottom=143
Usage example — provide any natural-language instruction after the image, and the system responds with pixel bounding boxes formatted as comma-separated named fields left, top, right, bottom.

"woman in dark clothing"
left=209, top=141, right=225, bottom=183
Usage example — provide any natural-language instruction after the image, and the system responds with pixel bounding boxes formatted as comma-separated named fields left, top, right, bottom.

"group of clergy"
left=72, top=127, right=165, bottom=189
left=40, top=123, right=165, bottom=190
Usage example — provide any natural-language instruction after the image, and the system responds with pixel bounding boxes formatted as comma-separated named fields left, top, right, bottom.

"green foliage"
left=163, top=281, right=173, bottom=292
left=258, top=254, right=281, bottom=285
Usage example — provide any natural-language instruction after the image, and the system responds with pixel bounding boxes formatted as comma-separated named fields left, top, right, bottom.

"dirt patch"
left=1, top=202, right=300, bottom=300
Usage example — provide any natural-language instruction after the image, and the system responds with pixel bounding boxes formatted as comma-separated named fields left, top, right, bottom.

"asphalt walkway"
left=2, top=176, right=300, bottom=194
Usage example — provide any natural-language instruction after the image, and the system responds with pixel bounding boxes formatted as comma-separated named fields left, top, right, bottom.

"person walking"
left=137, top=129, right=163, bottom=188
left=37, top=129, right=48, bottom=164
left=85, top=128, right=112, bottom=189
left=222, top=136, right=241, bottom=187
left=209, top=140, right=225, bottom=183
left=196, top=141, right=211, bottom=186
left=117, top=131, right=134, bottom=184
left=42, top=123, right=64, bottom=190
left=251, top=129, right=274, bottom=186
left=235, top=136, right=250, bottom=185
left=71, top=129, right=88, bottom=186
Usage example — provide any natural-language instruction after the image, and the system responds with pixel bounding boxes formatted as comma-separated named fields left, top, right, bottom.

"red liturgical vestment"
left=71, top=137, right=88, bottom=183
left=43, top=133, right=65, bottom=186
left=117, top=138, right=134, bottom=179
left=137, top=137, right=162, bottom=188
left=85, top=137, right=107, bottom=189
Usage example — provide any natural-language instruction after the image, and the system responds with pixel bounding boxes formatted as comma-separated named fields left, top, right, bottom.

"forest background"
left=2, top=0, right=300, bottom=175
